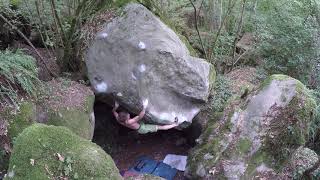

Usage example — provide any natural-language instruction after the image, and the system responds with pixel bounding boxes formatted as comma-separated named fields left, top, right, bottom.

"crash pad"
left=128, top=156, right=177, bottom=180
left=163, top=154, right=187, bottom=171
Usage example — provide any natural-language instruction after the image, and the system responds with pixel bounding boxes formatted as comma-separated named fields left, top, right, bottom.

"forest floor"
left=111, top=128, right=191, bottom=180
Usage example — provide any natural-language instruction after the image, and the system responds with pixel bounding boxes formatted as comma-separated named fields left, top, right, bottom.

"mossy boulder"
left=0, top=79, right=95, bottom=175
left=4, top=101, right=37, bottom=141
left=185, top=74, right=317, bottom=179
left=0, top=100, right=37, bottom=176
left=38, top=78, right=95, bottom=140
left=1, top=78, right=95, bottom=145
left=4, top=123, right=122, bottom=180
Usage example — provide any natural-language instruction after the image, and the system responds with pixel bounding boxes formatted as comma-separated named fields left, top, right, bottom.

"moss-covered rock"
left=0, top=79, right=95, bottom=176
left=5, top=101, right=36, bottom=141
left=287, top=147, right=320, bottom=179
left=186, top=74, right=317, bottom=179
left=38, top=78, right=95, bottom=140
left=0, top=100, right=37, bottom=176
left=4, top=123, right=122, bottom=180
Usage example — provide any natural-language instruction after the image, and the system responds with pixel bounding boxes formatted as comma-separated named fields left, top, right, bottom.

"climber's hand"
left=114, top=101, right=119, bottom=109
left=142, top=99, right=149, bottom=109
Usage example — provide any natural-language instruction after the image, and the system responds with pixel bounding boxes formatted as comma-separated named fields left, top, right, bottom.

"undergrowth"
left=212, top=75, right=233, bottom=112
left=0, top=50, right=40, bottom=108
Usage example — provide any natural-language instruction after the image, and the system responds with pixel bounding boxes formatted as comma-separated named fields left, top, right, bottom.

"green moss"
left=178, top=34, right=197, bottom=56
left=259, top=74, right=292, bottom=90
left=245, top=150, right=272, bottom=177
left=113, top=0, right=137, bottom=8
left=5, top=124, right=122, bottom=180
left=7, top=101, right=36, bottom=140
left=46, top=96, right=95, bottom=140
left=237, top=138, right=252, bottom=154
left=187, top=113, right=234, bottom=178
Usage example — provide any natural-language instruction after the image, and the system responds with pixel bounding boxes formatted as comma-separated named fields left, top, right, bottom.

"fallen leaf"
left=56, top=153, right=65, bottom=162
left=30, top=159, right=35, bottom=166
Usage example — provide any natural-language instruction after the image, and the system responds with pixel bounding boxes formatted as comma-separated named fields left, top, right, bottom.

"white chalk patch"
left=142, top=99, right=149, bottom=108
left=180, top=115, right=187, bottom=122
left=191, top=108, right=200, bottom=115
left=99, top=33, right=108, bottom=38
left=131, top=73, right=137, bottom=80
left=139, top=64, right=146, bottom=72
left=138, top=41, right=146, bottom=49
left=95, top=82, right=108, bottom=93
left=117, top=92, right=123, bottom=97
left=159, top=113, right=170, bottom=120
left=171, top=112, right=178, bottom=122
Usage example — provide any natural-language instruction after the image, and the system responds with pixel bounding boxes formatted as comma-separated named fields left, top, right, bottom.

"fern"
left=0, top=50, right=40, bottom=107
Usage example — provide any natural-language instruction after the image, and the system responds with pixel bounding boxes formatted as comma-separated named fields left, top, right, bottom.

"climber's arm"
left=125, top=99, right=148, bottom=124
left=112, top=101, right=119, bottom=120
left=126, top=108, right=145, bottom=124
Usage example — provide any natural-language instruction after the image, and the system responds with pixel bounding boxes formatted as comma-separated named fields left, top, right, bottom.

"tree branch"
left=210, top=0, right=237, bottom=61
left=50, top=0, right=66, bottom=46
left=189, top=0, right=208, bottom=59
left=0, top=14, right=58, bottom=78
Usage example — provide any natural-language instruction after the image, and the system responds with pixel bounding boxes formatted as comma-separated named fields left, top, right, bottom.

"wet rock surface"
left=185, top=74, right=317, bottom=179
left=86, top=3, right=215, bottom=125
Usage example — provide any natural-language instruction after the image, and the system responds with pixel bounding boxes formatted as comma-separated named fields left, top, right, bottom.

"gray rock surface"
left=86, top=3, right=215, bottom=125
left=186, top=74, right=316, bottom=179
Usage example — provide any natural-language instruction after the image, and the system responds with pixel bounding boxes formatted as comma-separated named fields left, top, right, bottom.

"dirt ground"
left=112, top=128, right=191, bottom=180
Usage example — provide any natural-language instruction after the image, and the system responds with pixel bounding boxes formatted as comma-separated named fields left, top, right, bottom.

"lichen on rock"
left=186, top=74, right=317, bottom=179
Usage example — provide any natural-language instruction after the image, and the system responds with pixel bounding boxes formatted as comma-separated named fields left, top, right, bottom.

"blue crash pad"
left=129, top=156, right=177, bottom=180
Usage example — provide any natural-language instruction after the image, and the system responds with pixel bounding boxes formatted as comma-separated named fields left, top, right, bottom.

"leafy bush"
left=0, top=50, right=40, bottom=107
left=255, top=0, right=318, bottom=84
left=211, top=75, right=233, bottom=112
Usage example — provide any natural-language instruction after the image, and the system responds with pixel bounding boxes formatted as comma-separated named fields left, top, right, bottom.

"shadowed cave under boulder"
left=92, top=99, right=203, bottom=179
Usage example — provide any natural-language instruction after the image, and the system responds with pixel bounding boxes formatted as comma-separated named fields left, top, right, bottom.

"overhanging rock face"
left=86, top=3, right=215, bottom=125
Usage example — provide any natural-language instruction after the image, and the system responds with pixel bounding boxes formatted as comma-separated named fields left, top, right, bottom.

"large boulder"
left=185, top=74, right=317, bottom=179
left=4, top=124, right=122, bottom=180
left=86, top=3, right=215, bottom=125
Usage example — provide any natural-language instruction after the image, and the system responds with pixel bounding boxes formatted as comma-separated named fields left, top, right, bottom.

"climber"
left=112, top=99, right=179, bottom=134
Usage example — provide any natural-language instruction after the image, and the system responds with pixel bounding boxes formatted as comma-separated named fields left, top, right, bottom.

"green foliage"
left=3, top=0, right=113, bottom=72
left=308, top=88, right=320, bottom=146
left=0, top=50, right=40, bottom=107
left=211, top=75, right=233, bottom=112
left=255, top=0, right=318, bottom=84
